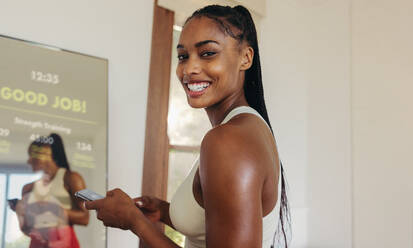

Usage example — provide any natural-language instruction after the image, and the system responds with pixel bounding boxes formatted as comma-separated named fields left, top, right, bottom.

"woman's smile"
left=184, top=80, right=212, bottom=98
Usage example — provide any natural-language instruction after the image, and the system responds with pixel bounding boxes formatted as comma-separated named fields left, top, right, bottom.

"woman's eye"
left=177, top=54, right=188, bottom=61
left=201, top=51, right=216, bottom=57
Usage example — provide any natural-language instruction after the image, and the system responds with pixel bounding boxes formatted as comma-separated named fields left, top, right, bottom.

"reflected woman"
left=16, top=133, right=89, bottom=248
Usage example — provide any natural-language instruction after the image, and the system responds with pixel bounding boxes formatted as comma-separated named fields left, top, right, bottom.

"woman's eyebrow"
left=195, top=40, right=219, bottom=47
left=177, top=40, right=219, bottom=49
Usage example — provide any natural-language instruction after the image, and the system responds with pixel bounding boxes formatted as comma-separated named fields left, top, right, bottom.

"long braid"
left=186, top=5, right=291, bottom=247
left=231, top=7, right=292, bottom=247
left=232, top=6, right=273, bottom=132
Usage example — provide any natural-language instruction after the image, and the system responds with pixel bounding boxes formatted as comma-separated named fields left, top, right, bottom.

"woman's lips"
left=185, top=81, right=211, bottom=98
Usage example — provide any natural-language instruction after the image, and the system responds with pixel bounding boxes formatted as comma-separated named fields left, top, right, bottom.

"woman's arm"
left=199, top=125, right=266, bottom=248
left=130, top=207, right=181, bottom=248
left=65, top=171, right=89, bottom=226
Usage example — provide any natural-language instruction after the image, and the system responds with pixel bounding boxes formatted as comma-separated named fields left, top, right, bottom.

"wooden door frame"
left=140, top=1, right=174, bottom=247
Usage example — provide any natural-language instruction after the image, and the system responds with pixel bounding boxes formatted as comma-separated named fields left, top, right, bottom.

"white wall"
left=260, top=0, right=352, bottom=247
left=262, top=0, right=413, bottom=247
left=352, top=0, right=413, bottom=247
left=0, top=1, right=154, bottom=248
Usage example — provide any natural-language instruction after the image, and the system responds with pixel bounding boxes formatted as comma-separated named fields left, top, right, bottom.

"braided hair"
left=185, top=5, right=291, bottom=247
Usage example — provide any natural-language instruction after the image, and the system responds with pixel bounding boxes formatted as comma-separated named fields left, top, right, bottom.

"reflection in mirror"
left=0, top=35, right=107, bottom=248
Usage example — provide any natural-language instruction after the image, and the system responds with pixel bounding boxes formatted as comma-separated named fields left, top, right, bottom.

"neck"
left=205, top=90, right=249, bottom=127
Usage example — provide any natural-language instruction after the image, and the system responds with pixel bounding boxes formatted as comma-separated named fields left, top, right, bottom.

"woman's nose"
left=183, top=57, right=201, bottom=76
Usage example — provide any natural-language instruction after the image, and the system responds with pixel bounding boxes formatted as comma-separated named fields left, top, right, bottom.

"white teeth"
left=187, top=82, right=210, bottom=92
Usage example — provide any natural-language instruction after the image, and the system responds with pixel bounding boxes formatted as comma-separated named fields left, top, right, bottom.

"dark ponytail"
left=49, top=133, right=70, bottom=171
left=186, top=5, right=291, bottom=247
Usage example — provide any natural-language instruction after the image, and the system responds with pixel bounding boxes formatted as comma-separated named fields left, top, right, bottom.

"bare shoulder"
left=200, top=119, right=267, bottom=183
left=201, top=114, right=272, bottom=163
left=67, top=170, right=84, bottom=181
left=64, top=170, right=86, bottom=193
left=201, top=120, right=253, bottom=158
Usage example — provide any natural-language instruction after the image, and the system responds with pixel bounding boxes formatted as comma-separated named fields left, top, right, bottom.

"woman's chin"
left=188, top=103, right=206, bottom=109
left=186, top=98, right=209, bottom=109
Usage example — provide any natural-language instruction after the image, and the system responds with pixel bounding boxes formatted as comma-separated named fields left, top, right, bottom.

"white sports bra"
left=169, top=106, right=282, bottom=248
left=29, top=168, right=72, bottom=209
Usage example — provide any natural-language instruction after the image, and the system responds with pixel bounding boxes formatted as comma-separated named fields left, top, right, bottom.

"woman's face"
left=27, top=145, right=52, bottom=172
left=176, top=17, right=252, bottom=108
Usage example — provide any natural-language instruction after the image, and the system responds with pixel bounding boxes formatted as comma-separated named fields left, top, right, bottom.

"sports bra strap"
left=221, top=106, right=269, bottom=129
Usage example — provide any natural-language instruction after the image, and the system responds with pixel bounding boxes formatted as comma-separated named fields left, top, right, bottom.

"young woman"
left=86, top=5, right=289, bottom=248
left=15, top=133, right=89, bottom=248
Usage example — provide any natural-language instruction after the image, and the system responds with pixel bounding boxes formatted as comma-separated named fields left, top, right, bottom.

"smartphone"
left=74, top=189, right=104, bottom=201
left=7, top=198, right=19, bottom=210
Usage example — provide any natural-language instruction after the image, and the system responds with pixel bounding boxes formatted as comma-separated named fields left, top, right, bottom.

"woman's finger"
left=85, top=199, right=105, bottom=210
left=96, top=210, right=104, bottom=221
left=107, top=188, right=123, bottom=197
left=134, top=196, right=149, bottom=208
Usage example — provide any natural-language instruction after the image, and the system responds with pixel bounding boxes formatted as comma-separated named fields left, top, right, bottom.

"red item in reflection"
left=29, top=226, right=80, bottom=248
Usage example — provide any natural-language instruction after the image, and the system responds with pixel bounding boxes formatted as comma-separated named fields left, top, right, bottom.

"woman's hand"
left=87, top=191, right=180, bottom=248
left=134, top=196, right=164, bottom=223
left=134, top=196, right=174, bottom=228
left=85, top=188, right=142, bottom=230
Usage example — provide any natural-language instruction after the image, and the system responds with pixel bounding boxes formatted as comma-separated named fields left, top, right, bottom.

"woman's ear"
left=240, top=46, right=254, bottom=71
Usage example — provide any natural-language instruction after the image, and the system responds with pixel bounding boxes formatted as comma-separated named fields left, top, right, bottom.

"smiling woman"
left=85, top=4, right=290, bottom=248
left=176, top=19, right=248, bottom=110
